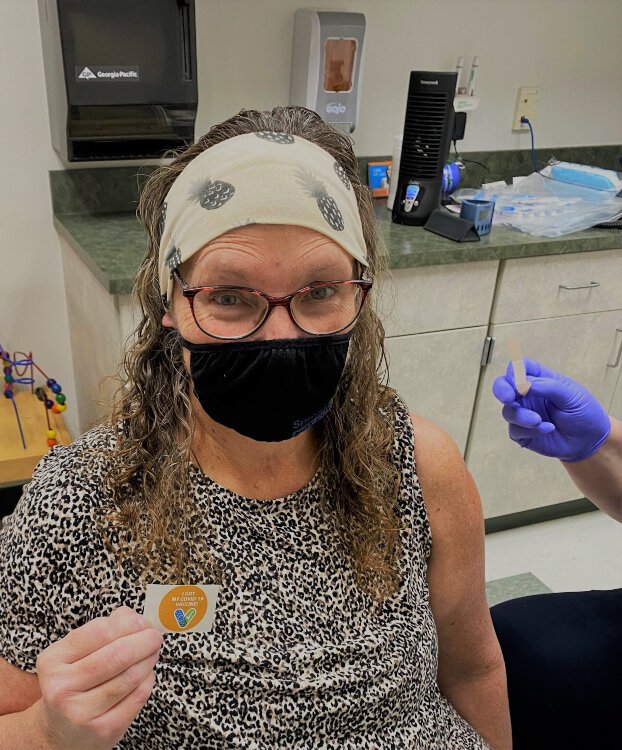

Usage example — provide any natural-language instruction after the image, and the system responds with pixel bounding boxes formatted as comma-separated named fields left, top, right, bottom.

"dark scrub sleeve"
left=0, top=445, right=106, bottom=673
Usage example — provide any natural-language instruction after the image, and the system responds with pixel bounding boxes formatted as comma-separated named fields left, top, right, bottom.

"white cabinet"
left=493, top=248, right=622, bottom=323
left=380, top=260, right=498, bottom=455
left=608, top=331, right=622, bottom=420
left=466, top=309, right=622, bottom=519
left=377, top=261, right=498, bottom=336
left=465, top=248, right=622, bottom=520
left=385, top=327, right=487, bottom=454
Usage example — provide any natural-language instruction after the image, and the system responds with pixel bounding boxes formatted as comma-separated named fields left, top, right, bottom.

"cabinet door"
left=376, top=261, right=498, bottom=336
left=608, top=330, right=622, bottom=420
left=385, top=326, right=487, bottom=455
left=466, top=311, right=622, bottom=519
left=493, top=249, right=622, bottom=324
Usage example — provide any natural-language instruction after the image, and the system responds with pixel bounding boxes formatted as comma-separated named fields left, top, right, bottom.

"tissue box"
left=367, top=160, right=392, bottom=197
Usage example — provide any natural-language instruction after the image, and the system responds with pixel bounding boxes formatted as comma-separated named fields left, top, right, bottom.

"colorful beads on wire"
left=41, top=379, right=68, bottom=426
left=0, top=344, right=68, bottom=451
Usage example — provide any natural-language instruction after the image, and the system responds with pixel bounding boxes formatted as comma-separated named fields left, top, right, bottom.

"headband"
left=158, top=131, right=368, bottom=300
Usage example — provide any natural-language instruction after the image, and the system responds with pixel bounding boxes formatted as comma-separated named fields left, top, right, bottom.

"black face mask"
left=181, top=333, right=351, bottom=442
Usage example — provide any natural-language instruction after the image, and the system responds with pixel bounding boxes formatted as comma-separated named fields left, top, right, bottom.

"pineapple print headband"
left=158, top=131, right=368, bottom=301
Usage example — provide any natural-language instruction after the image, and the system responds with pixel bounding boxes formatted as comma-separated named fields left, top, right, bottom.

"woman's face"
left=163, top=224, right=357, bottom=344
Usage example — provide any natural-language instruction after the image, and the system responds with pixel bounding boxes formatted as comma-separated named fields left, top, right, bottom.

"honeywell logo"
left=420, top=79, right=439, bottom=85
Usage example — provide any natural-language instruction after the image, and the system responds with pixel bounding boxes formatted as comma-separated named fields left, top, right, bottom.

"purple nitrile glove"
left=492, top=357, right=611, bottom=462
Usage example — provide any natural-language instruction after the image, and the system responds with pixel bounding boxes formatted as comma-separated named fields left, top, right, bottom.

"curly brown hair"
left=103, top=106, right=401, bottom=602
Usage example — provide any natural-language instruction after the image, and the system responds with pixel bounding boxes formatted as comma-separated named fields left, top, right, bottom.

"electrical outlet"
left=512, top=86, right=539, bottom=131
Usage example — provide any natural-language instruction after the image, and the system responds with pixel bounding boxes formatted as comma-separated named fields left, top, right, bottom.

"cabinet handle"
left=481, top=336, right=495, bottom=366
left=607, top=329, right=622, bottom=368
left=558, top=281, right=600, bottom=291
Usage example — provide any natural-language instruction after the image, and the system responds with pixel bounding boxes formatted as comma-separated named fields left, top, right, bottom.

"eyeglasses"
left=171, top=268, right=372, bottom=340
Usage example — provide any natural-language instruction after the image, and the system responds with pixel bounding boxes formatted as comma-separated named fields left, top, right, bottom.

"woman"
left=0, top=107, right=510, bottom=749
left=492, top=358, right=622, bottom=749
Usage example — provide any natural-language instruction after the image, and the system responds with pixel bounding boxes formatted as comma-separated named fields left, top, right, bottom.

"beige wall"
left=0, top=0, right=621, bottom=440
left=197, top=0, right=622, bottom=153
left=0, top=0, right=79, bottom=437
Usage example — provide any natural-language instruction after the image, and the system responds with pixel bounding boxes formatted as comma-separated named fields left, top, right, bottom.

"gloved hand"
left=492, top=357, right=611, bottom=462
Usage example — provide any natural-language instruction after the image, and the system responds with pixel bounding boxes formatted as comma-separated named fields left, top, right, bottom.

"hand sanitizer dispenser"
left=289, top=10, right=365, bottom=133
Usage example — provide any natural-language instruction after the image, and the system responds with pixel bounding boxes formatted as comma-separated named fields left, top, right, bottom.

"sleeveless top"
left=0, top=401, right=490, bottom=749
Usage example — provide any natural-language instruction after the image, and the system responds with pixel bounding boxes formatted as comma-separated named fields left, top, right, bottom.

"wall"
left=197, top=0, right=622, bottom=154
left=0, top=0, right=79, bottom=437
left=0, top=0, right=621, bottom=441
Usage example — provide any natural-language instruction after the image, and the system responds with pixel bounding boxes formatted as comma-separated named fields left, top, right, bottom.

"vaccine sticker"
left=142, top=584, right=220, bottom=633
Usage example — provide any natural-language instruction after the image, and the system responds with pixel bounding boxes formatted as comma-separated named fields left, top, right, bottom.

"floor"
left=485, top=509, right=622, bottom=606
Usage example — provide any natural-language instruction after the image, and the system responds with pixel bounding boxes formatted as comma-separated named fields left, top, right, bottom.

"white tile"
left=485, top=511, right=622, bottom=593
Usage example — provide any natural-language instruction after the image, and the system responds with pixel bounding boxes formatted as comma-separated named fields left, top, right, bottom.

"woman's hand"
left=33, top=606, right=162, bottom=750
left=493, top=357, right=611, bottom=462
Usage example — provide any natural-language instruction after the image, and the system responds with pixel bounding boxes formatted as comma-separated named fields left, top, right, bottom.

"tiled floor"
left=485, top=509, right=622, bottom=605
left=485, top=572, right=551, bottom=607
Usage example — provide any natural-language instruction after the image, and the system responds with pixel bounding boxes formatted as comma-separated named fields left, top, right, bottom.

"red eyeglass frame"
left=171, top=268, right=373, bottom=340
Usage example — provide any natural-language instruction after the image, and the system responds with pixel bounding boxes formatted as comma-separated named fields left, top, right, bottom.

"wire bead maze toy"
left=1, top=343, right=68, bottom=450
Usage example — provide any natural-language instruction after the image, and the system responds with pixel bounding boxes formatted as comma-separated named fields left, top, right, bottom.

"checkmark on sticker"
left=174, top=607, right=197, bottom=628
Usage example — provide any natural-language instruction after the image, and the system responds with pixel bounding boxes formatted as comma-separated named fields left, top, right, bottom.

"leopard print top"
left=0, top=403, right=490, bottom=749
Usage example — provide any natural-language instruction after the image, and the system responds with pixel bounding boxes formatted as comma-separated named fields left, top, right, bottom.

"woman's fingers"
left=34, top=606, right=163, bottom=750
left=88, top=671, right=157, bottom=749
left=70, top=627, right=163, bottom=694
left=46, top=607, right=149, bottom=666
left=81, top=646, right=161, bottom=718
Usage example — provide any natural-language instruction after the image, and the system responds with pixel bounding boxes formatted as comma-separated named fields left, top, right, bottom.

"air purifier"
left=392, top=71, right=457, bottom=225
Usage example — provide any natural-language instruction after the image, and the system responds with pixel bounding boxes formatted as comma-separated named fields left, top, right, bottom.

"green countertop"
left=54, top=212, right=147, bottom=295
left=375, top=204, right=622, bottom=270
left=54, top=204, right=622, bottom=296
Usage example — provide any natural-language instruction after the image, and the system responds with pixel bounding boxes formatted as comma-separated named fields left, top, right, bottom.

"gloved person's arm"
left=493, top=358, right=622, bottom=522
left=563, top=416, right=622, bottom=522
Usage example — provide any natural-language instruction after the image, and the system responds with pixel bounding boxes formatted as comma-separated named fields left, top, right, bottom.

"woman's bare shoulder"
left=409, top=414, right=469, bottom=495
left=408, top=412, right=484, bottom=538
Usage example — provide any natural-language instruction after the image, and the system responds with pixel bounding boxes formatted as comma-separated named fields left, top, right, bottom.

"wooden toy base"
left=0, top=390, right=72, bottom=486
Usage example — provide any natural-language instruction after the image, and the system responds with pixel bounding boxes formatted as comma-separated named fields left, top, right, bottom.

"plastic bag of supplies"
left=452, top=170, right=622, bottom=238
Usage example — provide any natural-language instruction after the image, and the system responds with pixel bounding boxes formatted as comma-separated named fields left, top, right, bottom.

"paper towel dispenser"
left=38, top=0, right=198, bottom=161
left=290, top=10, right=366, bottom=133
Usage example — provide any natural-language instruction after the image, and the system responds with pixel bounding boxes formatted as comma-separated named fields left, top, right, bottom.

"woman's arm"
left=0, top=657, right=48, bottom=747
left=562, top=417, right=622, bottom=522
left=412, top=414, right=512, bottom=750
left=0, top=704, right=52, bottom=749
